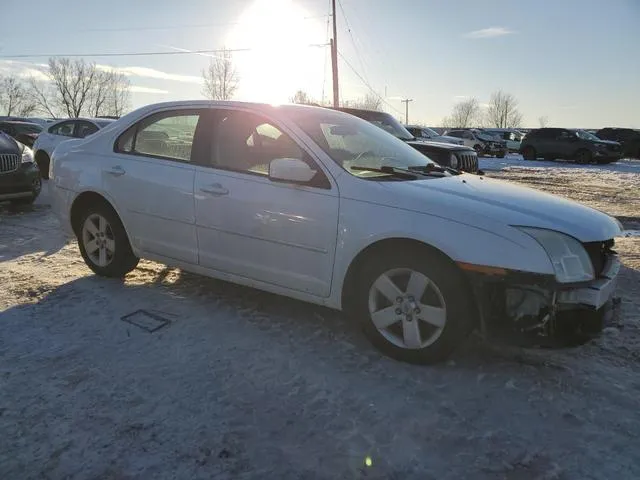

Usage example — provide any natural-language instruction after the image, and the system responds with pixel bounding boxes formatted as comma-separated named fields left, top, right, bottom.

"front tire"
left=35, top=151, right=50, bottom=180
left=353, top=250, right=475, bottom=364
left=575, top=149, right=592, bottom=164
left=77, top=203, right=139, bottom=277
left=522, top=146, right=536, bottom=160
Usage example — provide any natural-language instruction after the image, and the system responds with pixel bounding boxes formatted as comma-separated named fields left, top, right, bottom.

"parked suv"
left=334, top=107, right=479, bottom=172
left=0, top=120, right=43, bottom=147
left=595, top=128, right=640, bottom=159
left=520, top=128, right=622, bottom=164
left=0, top=132, right=42, bottom=205
left=444, top=129, right=507, bottom=157
left=404, top=125, right=464, bottom=145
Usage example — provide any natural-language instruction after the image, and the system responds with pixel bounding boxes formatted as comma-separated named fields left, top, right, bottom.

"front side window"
left=49, top=121, right=75, bottom=137
left=116, top=111, right=200, bottom=162
left=212, top=110, right=307, bottom=176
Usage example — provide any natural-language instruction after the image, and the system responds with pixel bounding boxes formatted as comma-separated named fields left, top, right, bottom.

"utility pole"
left=331, top=0, right=339, bottom=108
left=401, top=98, right=413, bottom=124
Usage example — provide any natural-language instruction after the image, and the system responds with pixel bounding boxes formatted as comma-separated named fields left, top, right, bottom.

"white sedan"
left=32, top=117, right=114, bottom=178
left=50, top=101, right=622, bottom=363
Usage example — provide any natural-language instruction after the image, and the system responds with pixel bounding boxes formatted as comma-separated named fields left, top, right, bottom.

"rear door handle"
left=200, top=183, right=229, bottom=196
left=105, top=165, right=126, bottom=177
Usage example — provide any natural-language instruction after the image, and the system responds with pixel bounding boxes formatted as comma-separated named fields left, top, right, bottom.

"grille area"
left=583, top=239, right=614, bottom=277
left=0, top=154, right=20, bottom=174
left=456, top=152, right=478, bottom=173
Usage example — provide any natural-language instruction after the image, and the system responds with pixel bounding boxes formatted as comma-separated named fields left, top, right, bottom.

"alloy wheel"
left=368, top=268, right=447, bottom=349
left=82, top=213, right=115, bottom=267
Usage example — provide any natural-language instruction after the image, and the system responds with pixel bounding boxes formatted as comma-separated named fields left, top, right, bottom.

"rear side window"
left=115, top=110, right=202, bottom=162
left=49, top=121, right=76, bottom=137
left=75, top=121, right=99, bottom=138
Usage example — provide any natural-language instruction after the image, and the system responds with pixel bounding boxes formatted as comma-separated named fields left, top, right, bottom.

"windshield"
left=575, top=129, right=600, bottom=141
left=423, top=128, right=439, bottom=137
left=284, top=107, right=438, bottom=179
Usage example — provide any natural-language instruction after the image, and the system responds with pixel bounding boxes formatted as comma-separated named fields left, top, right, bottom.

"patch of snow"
left=480, top=154, right=640, bottom=174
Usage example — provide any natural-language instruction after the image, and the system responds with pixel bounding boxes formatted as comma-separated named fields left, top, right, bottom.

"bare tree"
left=0, top=75, right=37, bottom=116
left=486, top=90, right=523, bottom=128
left=538, top=115, right=549, bottom=128
left=290, top=90, right=313, bottom=104
left=28, top=58, right=130, bottom=118
left=29, top=58, right=96, bottom=117
left=346, top=93, right=382, bottom=111
left=89, top=69, right=131, bottom=117
left=202, top=48, right=239, bottom=101
left=442, top=97, right=481, bottom=128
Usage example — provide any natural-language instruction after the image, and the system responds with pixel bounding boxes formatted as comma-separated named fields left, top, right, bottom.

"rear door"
left=105, top=108, right=209, bottom=264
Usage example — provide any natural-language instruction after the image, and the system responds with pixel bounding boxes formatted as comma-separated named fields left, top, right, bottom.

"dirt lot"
left=1, top=160, right=639, bottom=479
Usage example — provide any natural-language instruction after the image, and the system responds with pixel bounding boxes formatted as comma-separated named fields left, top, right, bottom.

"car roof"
left=0, top=120, right=42, bottom=126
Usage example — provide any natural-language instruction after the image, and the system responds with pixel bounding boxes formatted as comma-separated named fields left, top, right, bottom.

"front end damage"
left=465, top=241, right=620, bottom=346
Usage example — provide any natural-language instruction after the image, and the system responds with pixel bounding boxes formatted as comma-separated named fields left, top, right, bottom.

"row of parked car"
left=1, top=107, right=639, bottom=208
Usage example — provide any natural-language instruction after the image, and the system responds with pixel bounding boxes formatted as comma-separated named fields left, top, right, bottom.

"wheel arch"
left=340, top=237, right=477, bottom=319
left=69, top=190, right=128, bottom=239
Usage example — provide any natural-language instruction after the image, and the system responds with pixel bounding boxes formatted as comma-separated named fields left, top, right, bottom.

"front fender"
left=329, top=199, right=553, bottom=309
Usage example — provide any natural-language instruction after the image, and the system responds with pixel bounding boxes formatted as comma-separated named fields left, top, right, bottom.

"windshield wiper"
left=408, top=163, right=460, bottom=175
left=351, top=165, right=445, bottom=179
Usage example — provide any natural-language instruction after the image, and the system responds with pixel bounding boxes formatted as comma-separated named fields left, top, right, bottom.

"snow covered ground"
left=1, top=167, right=640, bottom=479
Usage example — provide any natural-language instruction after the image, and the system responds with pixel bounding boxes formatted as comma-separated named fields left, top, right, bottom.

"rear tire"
left=522, top=146, right=536, bottom=160
left=351, top=249, right=475, bottom=364
left=76, top=203, right=139, bottom=277
left=575, top=149, right=592, bottom=164
left=35, top=151, right=50, bottom=180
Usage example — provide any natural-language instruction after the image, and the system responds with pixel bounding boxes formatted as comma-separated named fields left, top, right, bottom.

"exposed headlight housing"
left=517, top=227, right=594, bottom=283
left=449, top=153, right=459, bottom=169
left=21, top=146, right=34, bottom=164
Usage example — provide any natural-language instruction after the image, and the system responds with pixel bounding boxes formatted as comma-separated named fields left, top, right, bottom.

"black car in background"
left=0, top=132, right=42, bottom=205
left=520, top=128, right=622, bottom=164
left=0, top=121, right=43, bottom=147
left=595, top=128, right=640, bottom=159
left=332, top=107, right=479, bottom=173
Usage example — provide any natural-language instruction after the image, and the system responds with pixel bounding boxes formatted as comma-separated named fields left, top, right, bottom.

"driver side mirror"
left=269, top=158, right=316, bottom=184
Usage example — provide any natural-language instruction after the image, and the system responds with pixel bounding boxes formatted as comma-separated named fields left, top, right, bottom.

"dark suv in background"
left=520, top=128, right=622, bottom=164
left=595, top=128, right=640, bottom=159
left=333, top=107, right=479, bottom=172
left=0, top=121, right=43, bottom=148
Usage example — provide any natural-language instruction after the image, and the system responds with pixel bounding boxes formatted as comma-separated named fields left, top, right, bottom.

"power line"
left=337, top=0, right=370, bottom=86
left=337, top=50, right=403, bottom=115
left=0, top=44, right=328, bottom=59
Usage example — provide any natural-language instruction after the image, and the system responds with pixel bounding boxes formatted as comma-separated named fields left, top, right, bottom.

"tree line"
left=0, top=58, right=131, bottom=118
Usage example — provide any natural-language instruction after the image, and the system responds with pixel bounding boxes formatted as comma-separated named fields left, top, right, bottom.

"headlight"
left=21, top=146, right=34, bottom=164
left=517, top=227, right=594, bottom=283
left=449, top=153, right=459, bottom=169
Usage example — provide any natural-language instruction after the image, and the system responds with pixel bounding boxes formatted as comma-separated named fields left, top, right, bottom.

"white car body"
left=483, top=128, right=523, bottom=152
left=405, top=126, right=464, bottom=145
left=49, top=101, right=622, bottom=360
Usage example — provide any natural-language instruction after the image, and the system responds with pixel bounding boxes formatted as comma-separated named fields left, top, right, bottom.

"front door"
left=104, top=108, right=209, bottom=264
left=193, top=108, right=339, bottom=297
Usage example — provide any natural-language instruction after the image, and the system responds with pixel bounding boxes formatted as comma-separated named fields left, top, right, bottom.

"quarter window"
left=76, top=121, right=99, bottom=138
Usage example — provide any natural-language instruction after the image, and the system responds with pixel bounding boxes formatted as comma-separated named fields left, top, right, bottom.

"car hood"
left=438, top=135, right=463, bottom=143
left=0, top=132, right=19, bottom=154
left=407, top=140, right=472, bottom=151
left=375, top=174, right=622, bottom=242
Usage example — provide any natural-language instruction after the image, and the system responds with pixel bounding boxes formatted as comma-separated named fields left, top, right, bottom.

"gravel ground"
left=1, top=162, right=639, bottom=479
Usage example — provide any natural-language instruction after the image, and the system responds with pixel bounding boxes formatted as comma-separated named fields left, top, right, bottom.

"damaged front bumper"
left=465, top=255, right=620, bottom=345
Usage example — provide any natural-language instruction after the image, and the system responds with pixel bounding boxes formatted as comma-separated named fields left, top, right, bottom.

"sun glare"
left=228, top=0, right=327, bottom=104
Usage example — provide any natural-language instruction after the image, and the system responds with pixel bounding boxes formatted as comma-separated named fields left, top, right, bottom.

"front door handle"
left=200, top=183, right=229, bottom=196
left=106, top=165, right=126, bottom=177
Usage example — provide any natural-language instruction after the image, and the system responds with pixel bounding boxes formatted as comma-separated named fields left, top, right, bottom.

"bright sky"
left=1, top=0, right=639, bottom=127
